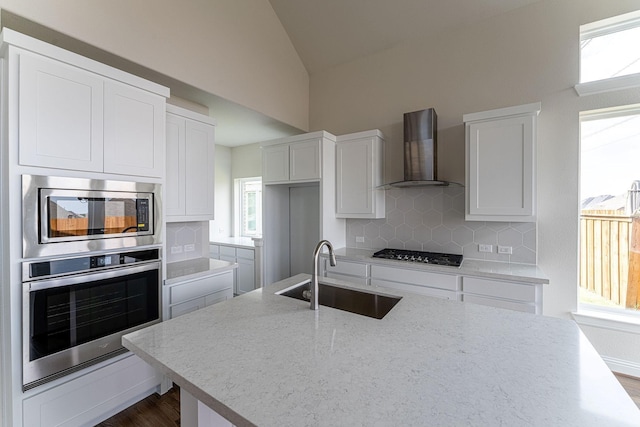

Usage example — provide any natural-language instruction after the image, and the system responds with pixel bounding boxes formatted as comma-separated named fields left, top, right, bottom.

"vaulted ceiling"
left=269, top=0, right=542, bottom=74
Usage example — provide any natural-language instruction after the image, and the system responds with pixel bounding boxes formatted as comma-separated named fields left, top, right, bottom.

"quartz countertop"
left=165, top=258, right=237, bottom=286
left=123, top=274, right=639, bottom=426
left=330, top=247, right=549, bottom=284
left=210, top=236, right=261, bottom=249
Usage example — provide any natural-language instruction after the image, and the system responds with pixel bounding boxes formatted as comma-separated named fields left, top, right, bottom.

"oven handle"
left=26, top=261, right=160, bottom=292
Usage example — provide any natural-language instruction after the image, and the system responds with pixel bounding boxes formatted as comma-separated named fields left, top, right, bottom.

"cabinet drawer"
left=205, top=288, right=233, bottom=306
left=170, top=273, right=233, bottom=304
left=220, top=246, right=236, bottom=257
left=462, top=277, right=535, bottom=302
left=462, top=294, right=536, bottom=313
left=370, top=265, right=458, bottom=291
left=326, top=272, right=368, bottom=286
left=371, top=279, right=458, bottom=300
left=236, top=248, right=254, bottom=260
left=170, top=297, right=206, bottom=318
left=326, top=259, right=368, bottom=277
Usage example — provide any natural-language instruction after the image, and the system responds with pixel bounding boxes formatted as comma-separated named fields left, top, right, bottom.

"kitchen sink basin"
left=277, top=281, right=401, bottom=319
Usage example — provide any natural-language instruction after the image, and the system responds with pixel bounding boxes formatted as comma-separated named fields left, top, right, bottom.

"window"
left=576, top=10, right=640, bottom=95
left=579, top=106, right=640, bottom=313
left=235, top=177, right=262, bottom=237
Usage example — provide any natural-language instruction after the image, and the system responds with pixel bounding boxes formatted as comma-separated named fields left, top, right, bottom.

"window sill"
left=572, top=307, right=640, bottom=334
left=574, top=72, right=640, bottom=96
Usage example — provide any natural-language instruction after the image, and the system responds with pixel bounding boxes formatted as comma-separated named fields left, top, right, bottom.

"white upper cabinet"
left=464, top=102, right=541, bottom=222
left=165, top=105, right=216, bottom=221
left=16, top=47, right=168, bottom=178
left=336, top=130, right=385, bottom=219
left=262, top=135, right=321, bottom=184
left=19, top=52, right=105, bottom=172
left=103, top=81, right=165, bottom=177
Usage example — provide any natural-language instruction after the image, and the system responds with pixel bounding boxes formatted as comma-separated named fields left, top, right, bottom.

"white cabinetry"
left=324, top=259, right=369, bottom=286
left=18, top=49, right=167, bottom=177
left=166, top=105, right=216, bottom=221
left=336, top=130, right=385, bottom=218
left=370, top=264, right=460, bottom=300
left=167, top=271, right=233, bottom=319
left=461, top=276, right=542, bottom=314
left=262, top=136, right=321, bottom=184
left=262, top=131, right=346, bottom=286
left=464, top=102, right=540, bottom=222
left=218, top=245, right=256, bottom=295
left=22, top=354, right=159, bottom=427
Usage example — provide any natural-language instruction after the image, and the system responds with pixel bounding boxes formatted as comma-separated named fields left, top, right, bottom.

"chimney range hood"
left=383, top=108, right=457, bottom=188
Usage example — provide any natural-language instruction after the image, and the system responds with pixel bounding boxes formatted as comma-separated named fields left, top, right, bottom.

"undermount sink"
left=277, top=281, right=401, bottom=319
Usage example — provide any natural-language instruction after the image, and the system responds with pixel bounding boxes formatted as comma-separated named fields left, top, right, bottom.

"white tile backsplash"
left=166, top=221, right=210, bottom=263
left=346, top=186, right=537, bottom=264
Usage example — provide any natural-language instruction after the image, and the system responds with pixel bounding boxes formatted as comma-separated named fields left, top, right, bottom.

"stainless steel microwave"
left=22, top=175, right=162, bottom=258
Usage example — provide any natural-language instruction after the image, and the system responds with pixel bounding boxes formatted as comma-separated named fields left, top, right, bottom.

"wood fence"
left=580, top=210, right=640, bottom=309
left=579, top=211, right=631, bottom=307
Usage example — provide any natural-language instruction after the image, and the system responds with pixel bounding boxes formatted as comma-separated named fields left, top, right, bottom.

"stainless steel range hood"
left=384, top=108, right=454, bottom=188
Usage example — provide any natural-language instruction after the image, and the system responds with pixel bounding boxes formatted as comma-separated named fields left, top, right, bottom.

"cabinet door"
left=263, top=145, right=290, bottom=183
left=236, top=258, right=256, bottom=294
left=19, top=52, right=104, bottom=172
left=466, top=114, right=534, bottom=221
left=290, top=139, right=321, bottom=181
left=103, top=80, right=165, bottom=177
left=184, top=118, right=215, bottom=217
left=336, top=138, right=376, bottom=217
left=165, top=113, right=186, bottom=216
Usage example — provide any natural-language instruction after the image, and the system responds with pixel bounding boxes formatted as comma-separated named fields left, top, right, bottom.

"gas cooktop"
left=372, top=248, right=463, bottom=267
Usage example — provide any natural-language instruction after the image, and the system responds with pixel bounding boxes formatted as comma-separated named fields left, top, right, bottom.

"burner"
left=372, top=248, right=463, bottom=267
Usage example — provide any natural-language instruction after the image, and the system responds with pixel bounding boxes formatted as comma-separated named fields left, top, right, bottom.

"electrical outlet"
left=356, top=236, right=365, bottom=243
left=478, top=244, right=493, bottom=253
left=171, top=246, right=183, bottom=254
left=184, top=244, right=195, bottom=252
left=498, top=246, right=513, bottom=255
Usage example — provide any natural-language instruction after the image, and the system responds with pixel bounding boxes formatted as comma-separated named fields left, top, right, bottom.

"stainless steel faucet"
left=311, top=240, right=337, bottom=310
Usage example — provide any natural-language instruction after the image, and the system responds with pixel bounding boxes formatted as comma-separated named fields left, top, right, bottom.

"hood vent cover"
left=384, top=108, right=455, bottom=188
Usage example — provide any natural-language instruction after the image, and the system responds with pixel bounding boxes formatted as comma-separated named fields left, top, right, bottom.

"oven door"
left=22, top=261, right=161, bottom=390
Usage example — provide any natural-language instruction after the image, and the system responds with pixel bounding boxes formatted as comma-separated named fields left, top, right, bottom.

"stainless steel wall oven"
left=22, top=249, right=161, bottom=390
left=22, top=174, right=161, bottom=258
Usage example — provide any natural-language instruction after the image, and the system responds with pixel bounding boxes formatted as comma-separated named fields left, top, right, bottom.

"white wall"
left=231, top=143, right=263, bottom=179
left=309, top=0, right=640, bottom=368
left=0, top=0, right=309, bottom=131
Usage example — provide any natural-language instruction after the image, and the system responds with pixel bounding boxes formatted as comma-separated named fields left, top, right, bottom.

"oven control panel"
left=26, top=249, right=160, bottom=281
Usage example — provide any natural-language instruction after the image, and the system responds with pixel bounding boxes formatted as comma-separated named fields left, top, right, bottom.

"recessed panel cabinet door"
left=19, top=52, right=104, bottom=172
left=466, top=112, right=536, bottom=222
left=165, top=114, right=186, bottom=216
left=184, top=119, right=215, bottom=216
left=262, top=144, right=290, bottom=183
left=290, top=139, right=321, bottom=181
left=103, top=80, right=165, bottom=177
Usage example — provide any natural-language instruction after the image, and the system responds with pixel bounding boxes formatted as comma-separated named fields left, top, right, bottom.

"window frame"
left=234, top=177, right=262, bottom=238
left=575, top=9, right=640, bottom=96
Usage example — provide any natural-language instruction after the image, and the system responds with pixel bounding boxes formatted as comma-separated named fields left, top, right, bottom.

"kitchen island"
left=123, top=274, right=640, bottom=426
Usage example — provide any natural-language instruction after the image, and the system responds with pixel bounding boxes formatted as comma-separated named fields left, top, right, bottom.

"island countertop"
left=123, top=274, right=639, bottom=426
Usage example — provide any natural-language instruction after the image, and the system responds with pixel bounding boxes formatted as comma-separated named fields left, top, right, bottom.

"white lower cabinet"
left=324, top=259, right=369, bottom=286
left=370, top=265, right=460, bottom=300
left=461, top=277, right=541, bottom=314
left=168, top=271, right=233, bottom=319
left=22, top=354, right=159, bottom=427
left=217, top=245, right=256, bottom=295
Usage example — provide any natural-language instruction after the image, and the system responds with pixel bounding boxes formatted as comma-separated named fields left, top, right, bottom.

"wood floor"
left=95, top=386, right=180, bottom=427
left=96, top=374, right=640, bottom=426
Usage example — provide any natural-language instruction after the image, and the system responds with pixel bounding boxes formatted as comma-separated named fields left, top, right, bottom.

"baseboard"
left=603, top=355, right=640, bottom=379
